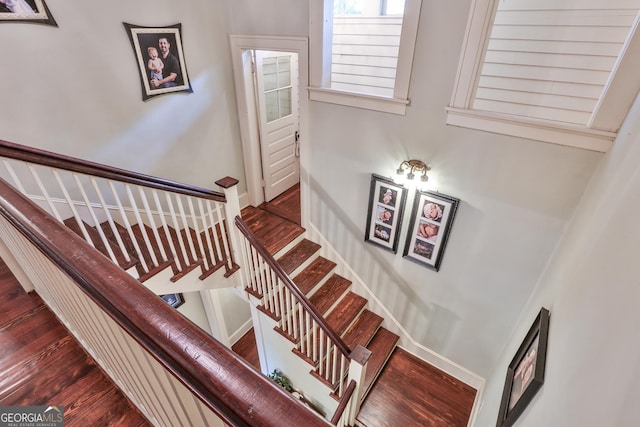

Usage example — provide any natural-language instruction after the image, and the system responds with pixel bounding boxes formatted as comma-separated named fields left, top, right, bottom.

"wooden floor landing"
left=0, top=260, right=149, bottom=426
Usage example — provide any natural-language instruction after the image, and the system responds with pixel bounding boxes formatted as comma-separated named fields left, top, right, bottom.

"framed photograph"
left=123, top=23, right=193, bottom=101
left=364, top=174, right=408, bottom=253
left=496, top=307, right=550, bottom=427
left=0, top=0, right=57, bottom=26
left=161, top=293, right=185, bottom=309
left=403, top=190, right=459, bottom=271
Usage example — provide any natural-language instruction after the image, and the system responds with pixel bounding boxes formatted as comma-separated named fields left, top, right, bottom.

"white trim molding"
left=447, top=0, right=640, bottom=152
left=309, top=0, right=422, bottom=115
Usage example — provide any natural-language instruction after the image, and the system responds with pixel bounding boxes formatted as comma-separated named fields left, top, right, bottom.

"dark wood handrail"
left=0, top=178, right=330, bottom=427
left=0, top=139, right=226, bottom=202
left=330, top=380, right=357, bottom=425
left=234, top=215, right=352, bottom=359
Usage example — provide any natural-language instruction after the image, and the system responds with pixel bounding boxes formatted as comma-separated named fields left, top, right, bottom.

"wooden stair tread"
left=325, top=292, right=367, bottom=336
left=240, top=206, right=305, bottom=255
left=278, top=239, right=321, bottom=275
left=363, top=328, right=400, bottom=394
left=292, top=257, right=336, bottom=295
left=64, top=219, right=136, bottom=270
left=342, top=309, right=384, bottom=351
left=308, top=274, right=351, bottom=314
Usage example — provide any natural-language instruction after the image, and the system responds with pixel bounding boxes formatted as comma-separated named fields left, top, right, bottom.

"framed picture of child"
left=364, top=174, right=408, bottom=253
left=123, top=23, right=193, bottom=101
left=0, top=0, right=57, bottom=26
left=402, top=190, right=459, bottom=271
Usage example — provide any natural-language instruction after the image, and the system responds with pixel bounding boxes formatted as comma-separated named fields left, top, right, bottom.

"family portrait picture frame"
left=403, top=190, right=459, bottom=271
left=0, top=0, right=57, bottom=26
left=364, top=174, right=407, bottom=253
left=496, top=307, right=550, bottom=427
left=123, top=23, right=193, bottom=101
left=161, top=293, right=185, bottom=309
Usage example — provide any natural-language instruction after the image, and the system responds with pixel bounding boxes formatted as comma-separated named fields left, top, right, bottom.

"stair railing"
left=0, top=177, right=330, bottom=427
left=330, top=380, right=357, bottom=427
left=0, top=139, right=238, bottom=281
left=234, top=215, right=370, bottom=412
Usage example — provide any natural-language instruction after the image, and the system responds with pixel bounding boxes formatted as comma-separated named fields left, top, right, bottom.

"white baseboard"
left=229, top=318, right=254, bottom=346
left=306, top=222, right=484, bottom=391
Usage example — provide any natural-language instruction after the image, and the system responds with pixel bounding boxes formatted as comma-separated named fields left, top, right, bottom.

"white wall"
left=307, top=0, right=602, bottom=379
left=224, top=0, right=309, bottom=36
left=0, top=0, right=245, bottom=192
left=474, top=93, right=640, bottom=426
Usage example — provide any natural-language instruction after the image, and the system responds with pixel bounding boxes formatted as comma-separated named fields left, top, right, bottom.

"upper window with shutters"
left=309, top=0, right=423, bottom=115
left=447, top=0, right=640, bottom=152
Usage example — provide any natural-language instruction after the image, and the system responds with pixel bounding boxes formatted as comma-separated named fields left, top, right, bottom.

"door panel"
left=254, top=51, right=300, bottom=202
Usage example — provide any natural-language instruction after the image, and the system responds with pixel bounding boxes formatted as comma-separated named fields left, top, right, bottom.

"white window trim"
left=447, top=0, right=640, bottom=152
left=309, top=0, right=422, bottom=115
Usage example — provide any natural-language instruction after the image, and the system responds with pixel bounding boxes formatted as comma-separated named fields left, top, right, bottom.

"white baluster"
left=153, top=190, right=181, bottom=272
left=109, top=181, right=149, bottom=273
left=126, top=184, right=159, bottom=268
left=91, top=178, right=132, bottom=265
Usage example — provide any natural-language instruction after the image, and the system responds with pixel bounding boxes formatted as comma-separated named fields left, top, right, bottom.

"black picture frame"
left=364, top=174, right=407, bottom=253
left=123, top=22, right=193, bottom=101
left=496, top=307, right=550, bottom=427
left=161, top=293, right=185, bottom=309
left=0, top=0, right=57, bottom=26
left=402, top=190, right=459, bottom=271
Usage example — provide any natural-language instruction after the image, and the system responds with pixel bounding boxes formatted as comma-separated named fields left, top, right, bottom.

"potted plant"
left=268, top=369, right=293, bottom=392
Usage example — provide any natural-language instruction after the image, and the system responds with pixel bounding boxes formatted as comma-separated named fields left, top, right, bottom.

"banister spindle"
left=109, top=181, right=149, bottom=273
left=126, top=184, right=159, bottom=267
left=166, top=192, right=190, bottom=269
left=91, top=178, right=132, bottom=265
left=198, top=199, right=218, bottom=268
left=153, top=190, right=181, bottom=272
left=27, top=164, right=62, bottom=221
left=138, top=187, right=168, bottom=263
left=187, top=197, right=209, bottom=270
left=53, top=170, right=95, bottom=249
left=73, top=173, right=119, bottom=265
left=175, top=195, right=198, bottom=265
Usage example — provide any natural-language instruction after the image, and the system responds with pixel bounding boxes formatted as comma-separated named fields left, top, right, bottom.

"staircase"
left=0, top=140, right=477, bottom=426
left=238, top=205, right=401, bottom=420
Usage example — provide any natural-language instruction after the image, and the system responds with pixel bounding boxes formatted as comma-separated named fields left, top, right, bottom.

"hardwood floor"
left=231, top=329, right=261, bottom=371
left=0, top=260, right=150, bottom=426
left=235, top=184, right=477, bottom=426
left=259, top=183, right=301, bottom=225
left=358, top=348, right=476, bottom=427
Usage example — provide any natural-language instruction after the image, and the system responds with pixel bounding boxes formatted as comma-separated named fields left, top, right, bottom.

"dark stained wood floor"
left=358, top=348, right=476, bottom=427
left=0, top=260, right=150, bottom=426
left=259, top=183, right=301, bottom=226
left=231, top=328, right=261, bottom=371
left=234, top=184, right=477, bottom=427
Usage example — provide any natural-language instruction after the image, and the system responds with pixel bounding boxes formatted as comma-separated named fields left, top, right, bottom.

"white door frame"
left=229, top=35, right=310, bottom=228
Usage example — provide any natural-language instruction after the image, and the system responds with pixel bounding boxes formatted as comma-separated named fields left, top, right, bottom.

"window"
left=309, top=0, right=423, bottom=114
left=447, top=0, right=640, bottom=152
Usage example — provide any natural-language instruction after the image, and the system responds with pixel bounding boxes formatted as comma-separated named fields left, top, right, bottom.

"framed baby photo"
left=161, top=293, right=185, bottom=309
left=403, top=190, right=459, bottom=271
left=0, top=0, right=57, bottom=26
left=496, top=307, right=550, bottom=427
left=123, top=23, right=193, bottom=101
left=364, top=174, right=407, bottom=253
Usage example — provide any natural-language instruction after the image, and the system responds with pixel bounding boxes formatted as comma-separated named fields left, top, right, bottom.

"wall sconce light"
left=396, top=159, right=430, bottom=182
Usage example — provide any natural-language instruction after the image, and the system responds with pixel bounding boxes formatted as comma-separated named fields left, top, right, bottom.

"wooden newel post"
left=347, top=344, right=372, bottom=423
left=215, top=177, right=244, bottom=277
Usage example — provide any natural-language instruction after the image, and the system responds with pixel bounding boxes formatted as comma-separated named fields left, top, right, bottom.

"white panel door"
left=254, top=50, right=300, bottom=202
